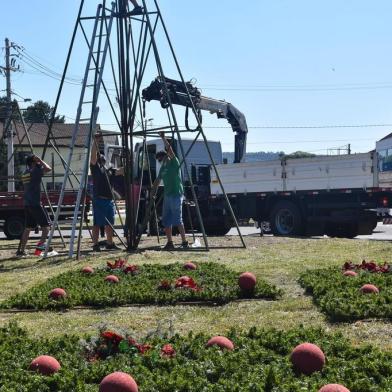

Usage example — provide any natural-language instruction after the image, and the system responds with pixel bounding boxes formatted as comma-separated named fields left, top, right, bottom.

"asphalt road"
left=2, top=223, right=392, bottom=241
left=227, top=222, right=392, bottom=241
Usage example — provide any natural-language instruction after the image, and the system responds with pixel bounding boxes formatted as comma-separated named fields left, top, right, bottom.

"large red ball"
left=82, top=266, right=94, bottom=274
left=319, top=384, right=350, bottom=392
left=49, top=288, right=67, bottom=300
left=206, top=336, right=234, bottom=351
left=184, top=262, right=197, bottom=270
left=343, top=270, right=357, bottom=277
left=99, top=372, right=138, bottom=392
left=290, top=342, right=325, bottom=375
left=360, top=284, right=379, bottom=294
left=239, top=272, right=257, bottom=291
left=29, top=355, right=61, bottom=376
left=105, top=275, right=120, bottom=283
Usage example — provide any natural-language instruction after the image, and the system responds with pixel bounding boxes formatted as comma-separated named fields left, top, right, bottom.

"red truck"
left=0, top=191, right=90, bottom=239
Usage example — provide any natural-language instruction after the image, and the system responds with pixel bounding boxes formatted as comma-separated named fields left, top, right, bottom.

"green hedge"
left=1, top=322, right=392, bottom=391
left=299, top=268, right=392, bottom=321
left=1, top=263, right=281, bottom=310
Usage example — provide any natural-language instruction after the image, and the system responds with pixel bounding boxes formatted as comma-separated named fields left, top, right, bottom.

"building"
left=376, top=133, right=392, bottom=188
left=0, top=123, right=118, bottom=191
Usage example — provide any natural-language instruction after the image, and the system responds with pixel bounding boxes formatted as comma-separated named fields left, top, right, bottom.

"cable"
left=200, top=82, right=392, bottom=92
left=92, top=123, right=392, bottom=129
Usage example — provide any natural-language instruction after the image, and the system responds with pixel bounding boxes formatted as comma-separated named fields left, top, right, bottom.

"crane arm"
left=142, top=77, right=248, bottom=163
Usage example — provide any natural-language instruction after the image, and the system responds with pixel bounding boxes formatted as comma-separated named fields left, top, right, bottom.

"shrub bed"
left=1, top=262, right=281, bottom=310
left=299, top=262, right=392, bottom=322
left=1, top=322, right=392, bottom=391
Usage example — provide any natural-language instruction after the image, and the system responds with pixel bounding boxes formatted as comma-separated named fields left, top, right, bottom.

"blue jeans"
left=93, top=198, right=115, bottom=227
left=162, top=195, right=183, bottom=227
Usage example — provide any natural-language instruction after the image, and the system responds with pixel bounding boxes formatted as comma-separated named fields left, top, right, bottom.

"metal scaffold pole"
left=42, top=0, right=246, bottom=257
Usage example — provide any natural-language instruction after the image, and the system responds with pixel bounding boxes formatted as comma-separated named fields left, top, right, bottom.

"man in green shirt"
left=152, top=132, right=188, bottom=250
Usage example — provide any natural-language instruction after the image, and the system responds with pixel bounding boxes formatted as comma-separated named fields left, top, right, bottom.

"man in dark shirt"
left=90, top=133, right=123, bottom=252
left=17, top=155, right=52, bottom=257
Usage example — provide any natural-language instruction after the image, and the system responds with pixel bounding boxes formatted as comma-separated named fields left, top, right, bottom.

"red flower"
left=101, top=330, right=124, bottom=345
left=161, top=344, right=176, bottom=357
left=135, top=343, right=152, bottom=354
left=343, top=261, right=355, bottom=271
left=342, top=260, right=390, bottom=274
left=158, top=280, right=172, bottom=290
left=175, top=276, right=201, bottom=291
left=107, top=259, right=127, bottom=270
left=123, top=264, right=139, bottom=275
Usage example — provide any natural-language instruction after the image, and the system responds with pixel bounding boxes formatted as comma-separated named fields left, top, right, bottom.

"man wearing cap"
left=16, top=155, right=52, bottom=258
left=152, top=132, right=189, bottom=250
left=90, top=133, right=122, bottom=252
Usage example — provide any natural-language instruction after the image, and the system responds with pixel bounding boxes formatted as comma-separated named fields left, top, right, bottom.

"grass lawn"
left=0, top=236, right=391, bottom=350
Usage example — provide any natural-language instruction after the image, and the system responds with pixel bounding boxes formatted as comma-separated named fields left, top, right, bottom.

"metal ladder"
left=45, top=2, right=116, bottom=258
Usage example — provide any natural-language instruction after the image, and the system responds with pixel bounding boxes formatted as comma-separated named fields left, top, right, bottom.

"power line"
left=201, top=82, right=392, bottom=92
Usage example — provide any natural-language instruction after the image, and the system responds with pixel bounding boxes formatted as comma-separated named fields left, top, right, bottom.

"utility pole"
left=4, top=38, right=15, bottom=192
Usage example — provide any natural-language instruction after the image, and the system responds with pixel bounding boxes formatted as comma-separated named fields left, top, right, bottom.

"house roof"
left=380, top=132, right=392, bottom=141
left=0, top=123, right=118, bottom=148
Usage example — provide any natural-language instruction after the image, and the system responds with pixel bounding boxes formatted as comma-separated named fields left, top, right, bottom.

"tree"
left=0, top=139, right=7, bottom=191
left=0, top=97, right=19, bottom=123
left=284, top=151, right=316, bottom=159
left=23, top=100, right=65, bottom=124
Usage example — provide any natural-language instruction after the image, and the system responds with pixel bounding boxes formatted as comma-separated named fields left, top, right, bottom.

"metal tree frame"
left=42, top=0, right=245, bottom=257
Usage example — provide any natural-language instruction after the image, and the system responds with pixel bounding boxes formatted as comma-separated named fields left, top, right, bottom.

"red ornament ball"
left=99, top=372, right=138, bottom=392
left=105, top=275, right=119, bottom=283
left=290, top=342, right=325, bottom=375
left=206, top=336, right=234, bottom=351
left=319, top=384, right=350, bottom=392
left=360, top=284, right=379, bottom=294
left=29, top=355, right=61, bottom=376
left=343, top=270, right=357, bottom=277
left=82, top=266, right=94, bottom=274
left=184, top=262, right=197, bottom=270
left=49, top=288, right=67, bottom=300
left=238, top=272, right=257, bottom=291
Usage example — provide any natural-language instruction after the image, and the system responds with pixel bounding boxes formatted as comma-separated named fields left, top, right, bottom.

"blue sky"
left=1, top=0, right=392, bottom=153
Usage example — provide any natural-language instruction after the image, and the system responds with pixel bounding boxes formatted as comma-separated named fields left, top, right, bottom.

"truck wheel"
left=326, top=224, right=358, bottom=239
left=4, top=216, right=25, bottom=240
left=270, top=201, right=304, bottom=236
left=203, top=224, right=232, bottom=236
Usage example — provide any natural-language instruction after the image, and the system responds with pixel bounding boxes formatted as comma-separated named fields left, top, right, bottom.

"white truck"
left=210, top=151, right=392, bottom=237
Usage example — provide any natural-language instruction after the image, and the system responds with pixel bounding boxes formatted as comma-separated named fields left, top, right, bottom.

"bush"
left=1, top=322, right=392, bottom=391
left=299, top=267, right=392, bottom=321
left=1, top=262, right=281, bottom=310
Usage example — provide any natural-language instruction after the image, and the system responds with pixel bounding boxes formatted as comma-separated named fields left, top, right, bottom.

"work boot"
left=129, top=6, right=143, bottom=16
left=163, top=241, right=175, bottom=250
left=92, top=244, right=102, bottom=252
left=181, top=241, right=189, bottom=249
left=16, top=250, right=28, bottom=258
left=106, top=243, right=121, bottom=251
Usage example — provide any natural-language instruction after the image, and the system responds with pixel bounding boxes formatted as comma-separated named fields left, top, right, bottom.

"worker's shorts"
left=24, top=206, right=51, bottom=229
left=93, top=197, right=115, bottom=227
left=162, top=195, right=183, bottom=227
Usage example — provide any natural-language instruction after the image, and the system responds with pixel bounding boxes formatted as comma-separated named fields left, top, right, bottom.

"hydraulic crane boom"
left=142, top=77, right=248, bottom=163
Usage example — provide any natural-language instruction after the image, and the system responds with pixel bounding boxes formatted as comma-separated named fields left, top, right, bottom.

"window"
left=378, top=149, right=392, bottom=172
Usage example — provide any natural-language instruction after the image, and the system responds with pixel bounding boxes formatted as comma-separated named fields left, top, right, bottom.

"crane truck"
left=137, top=77, right=392, bottom=238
